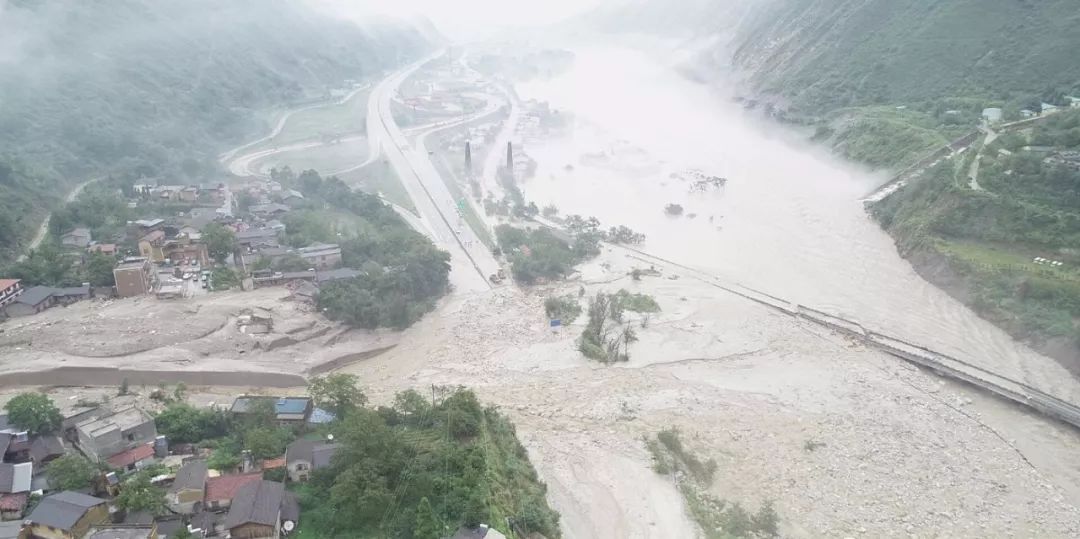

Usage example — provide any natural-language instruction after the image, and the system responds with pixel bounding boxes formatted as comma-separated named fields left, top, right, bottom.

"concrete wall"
left=4, top=301, right=47, bottom=318
left=0, top=367, right=307, bottom=389
left=229, top=522, right=277, bottom=539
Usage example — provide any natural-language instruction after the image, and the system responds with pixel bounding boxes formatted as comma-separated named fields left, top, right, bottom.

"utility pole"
left=506, top=141, right=514, bottom=172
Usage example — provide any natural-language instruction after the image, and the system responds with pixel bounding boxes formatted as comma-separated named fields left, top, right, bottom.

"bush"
left=664, top=203, right=684, bottom=216
left=154, top=404, right=231, bottom=444
left=496, top=225, right=586, bottom=284
left=4, top=393, right=62, bottom=435
left=613, top=289, right=660, bottom=313
left=47, top=455, right=98, bottom=491
left=543, top=295, right=582, bottom=323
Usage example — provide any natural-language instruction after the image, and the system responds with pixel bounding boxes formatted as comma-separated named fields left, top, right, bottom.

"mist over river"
left=514, top=45, right=1080, bottom=402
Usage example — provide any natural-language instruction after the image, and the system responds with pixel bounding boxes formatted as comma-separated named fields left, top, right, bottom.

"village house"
left=86, top=524, right=157, bottom=539
left=106, top=443, right=157, bottom=472
left=231, top=397, right=312, bottom=426
left=981, top=107, right=1003, bottom=123
left=113, top=258, right=154, bottom=298
left=204, top=472, right=263, bottom=511
left=25, top=491, right=108, bottom=539
left=137, top=230, right=167, bottom=262
left=316, top=268, right=360, bottom=284
left=162, top=240, right=210, bottom=267
left=263, top=220, right=286, bottom=233
left=75, top=408, right=158, bottom=463
left=29, top=435, right=66, bottom=468
left=178, top=186, right=200, bottom=203
left=236, top=228, right=281, bottom=250
left=0, top=280, right=22, bottom=310
left=52, top=285, right=92, bottom=306
left=4, top=286, right=56, bottom=317
left=297, top=243, right=342, bottom=269
left=280, top=189, right=305, bottom=207
left=61, top=227, right=93, bottom=249
left=224, top=480, right=299, bottom=539
left=168, top=460, right=208, bottom=514
left=199, top=183, right=227, bottom=204
left=249, top=203, right=290, bottom=218
left=126, top=219, right=165, bottom=242
left=86, top=243, right=118, bottom=257
left=0, top=462, right=31, bottom=521
left=284, top=439, right=339, bottom=482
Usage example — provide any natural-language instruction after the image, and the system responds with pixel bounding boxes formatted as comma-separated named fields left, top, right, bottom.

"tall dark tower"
left=464, top=141, right=472, bottom=176
left=506, top=141, right=514, bottom=172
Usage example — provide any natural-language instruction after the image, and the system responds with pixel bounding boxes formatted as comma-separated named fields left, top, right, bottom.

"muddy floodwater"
left=515, top=45, right=1080, bottom=402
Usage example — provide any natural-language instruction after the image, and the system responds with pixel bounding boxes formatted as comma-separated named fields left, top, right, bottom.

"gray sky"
left=309, top=0, right=603, bottom=39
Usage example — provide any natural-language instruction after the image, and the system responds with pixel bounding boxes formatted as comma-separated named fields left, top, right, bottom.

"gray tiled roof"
left=286, top=439, right=339, bottom=469
left=28, top=490, right=105, bottom=530
left=224, top=480, right=285, bottom=529
left=14, top=286, right=54, bottom=306
left=171, top=460, right=208, bottom=492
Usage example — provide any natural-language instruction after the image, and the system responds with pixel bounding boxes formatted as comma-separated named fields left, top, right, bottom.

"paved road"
left=219, top=84, right=369, bottom=167
left=367, top=52, right=501, bottom=293
left=968, top=127, right=998, bottom=191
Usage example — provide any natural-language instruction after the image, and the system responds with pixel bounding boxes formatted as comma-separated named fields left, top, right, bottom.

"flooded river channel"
left=515, top=46, right=1080, bottom=403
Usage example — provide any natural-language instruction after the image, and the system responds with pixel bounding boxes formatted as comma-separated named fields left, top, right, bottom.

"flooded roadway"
left=513, top=46, right=1080, bottom=403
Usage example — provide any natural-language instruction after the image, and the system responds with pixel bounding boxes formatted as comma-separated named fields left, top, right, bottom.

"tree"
left=207, top=447, right=241, bottom=472
left=202, top=223, right=237, bottom=264
left=170, top=528, right=195, bottom=539
left=413, top=497, right=442, bottom=539
left=154, top=404, right=230, bottom=444
left=4, top=393, right=62, bottom=434
left=46, top=455, right=98, bottom=491
left=82, top=251, right=117, bottom=286
left=116, top=471, right=166, bottom=515
left=309, top=374, right=368, bottom=419
left=243, top=427, right=291, bottom=460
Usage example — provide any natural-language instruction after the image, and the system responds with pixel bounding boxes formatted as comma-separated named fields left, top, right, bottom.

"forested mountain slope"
left=0, top=0, right=433, bottom=259
left=596, top=0, right=1080, bottom=368
left=732, top=0, right=1080, bottom=112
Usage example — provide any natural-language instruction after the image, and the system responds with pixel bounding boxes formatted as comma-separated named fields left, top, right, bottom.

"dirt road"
left=18, top=176, right=101, bottom=261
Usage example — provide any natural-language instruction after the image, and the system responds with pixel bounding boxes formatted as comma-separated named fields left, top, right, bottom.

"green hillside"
left=723, top=1, right=1080, bottom=365
left=0, top=0, right=431, bottom=260
left=733, top=0, right=1080, bottom=113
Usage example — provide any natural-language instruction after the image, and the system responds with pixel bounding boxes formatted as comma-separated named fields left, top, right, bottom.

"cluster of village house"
left=979, top=95, right=1080, bottom=123
left=0, top=395, right=342, bottom=539
left=0, top=178, right=366, bottom=320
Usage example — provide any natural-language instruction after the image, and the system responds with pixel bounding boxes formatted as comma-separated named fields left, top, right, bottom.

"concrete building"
left=3, top=286, right=55, bottom=317
left=113, top=258, right=154, bottom=298
left=0, top=279, right=22, bottom=310
left=297, top=243, right=342, bottom=269
left=981, top=107, right=1003, bottom=123
left=75, top=408, right=157, bottom=463
left=224, top=480, right=298, bottom=539
left=61, top=227, right=92, bottom=249
left=25, top=491, right=107, bottom=539
left=284, top=439, right=339, bottom=482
